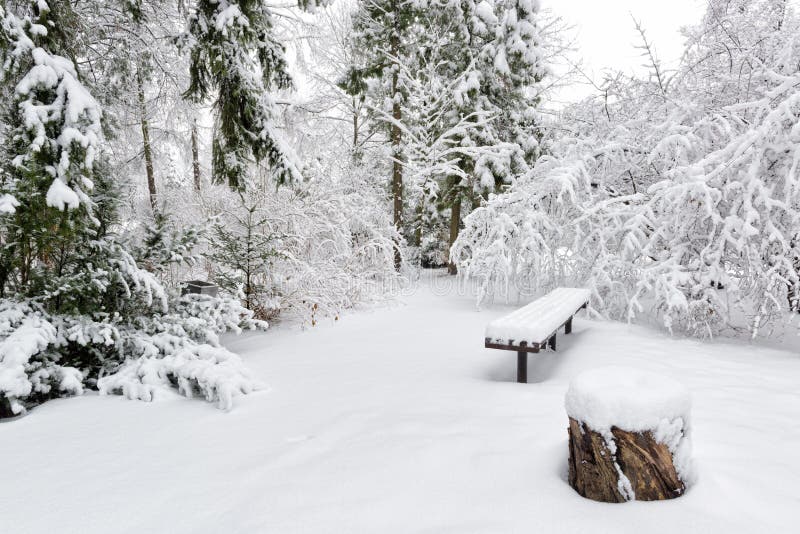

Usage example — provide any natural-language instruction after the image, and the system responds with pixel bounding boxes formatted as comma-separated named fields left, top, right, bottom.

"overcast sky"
left=545, top=0, right=707, bottom=102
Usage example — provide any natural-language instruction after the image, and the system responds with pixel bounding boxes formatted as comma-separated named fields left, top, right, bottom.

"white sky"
left=545, top=0, right=707, bottom=102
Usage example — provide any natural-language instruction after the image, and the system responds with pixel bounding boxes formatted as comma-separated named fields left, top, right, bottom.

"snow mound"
left=564, top=366, right=691, bottom=433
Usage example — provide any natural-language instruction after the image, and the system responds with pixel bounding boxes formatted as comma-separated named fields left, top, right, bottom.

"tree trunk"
left=137, top=69, right=157, bottom=213
left=413, top=202, right=422, bottom=249
left=447, top=194, right=461, bottom=275
left=567, top=417, right=686, bottom=502
left=191, top=119, right=202, bottom=192
left=352, top=96, right=359, bottom=150
left=390, top=3, right=403, bottom=270
left=789, top=284, right=799, bottom=313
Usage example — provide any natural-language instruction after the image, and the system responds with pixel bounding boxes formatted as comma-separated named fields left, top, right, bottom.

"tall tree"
left=72, top=0, right=199, bottom=216
left=345, top=0, right=420, bottom=268
left=0, top=0, right=102, bottom=297
left=444, top=0, right=546, bottom=273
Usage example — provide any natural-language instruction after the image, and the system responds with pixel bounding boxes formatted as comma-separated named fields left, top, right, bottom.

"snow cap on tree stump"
left=565, top=366, right=694, bottom=502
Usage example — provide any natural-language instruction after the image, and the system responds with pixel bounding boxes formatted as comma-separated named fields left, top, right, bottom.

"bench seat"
left=484, top=288, right=590, bottom=382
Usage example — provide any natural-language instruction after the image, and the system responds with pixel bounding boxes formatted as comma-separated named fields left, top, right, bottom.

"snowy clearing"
left=1, top=273, right=799, bottom=534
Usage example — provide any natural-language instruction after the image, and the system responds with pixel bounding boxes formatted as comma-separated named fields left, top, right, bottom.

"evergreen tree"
left=184, top=0, right=329, bottom=189
left=0, top=0, right=102, bottom=299
left=206, top=192, right=284, bottom=319
left=0, top=1, right=263, bottom=416
left=130, top=210, right=204, bottom=275
left=444, top=0, right=546, bottom=273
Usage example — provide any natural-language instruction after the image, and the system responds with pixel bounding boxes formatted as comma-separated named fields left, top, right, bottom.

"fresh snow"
left=45, top=177, right=80, bottom=210
left=0, top=193, right=19, bottom=214
left=485, top=287, right=590, bottom=345
left=564, top=366, right=691, bottom=434
left=215, top=5, right=246, bottom=34
left=1, top=273, right=799, bottom=533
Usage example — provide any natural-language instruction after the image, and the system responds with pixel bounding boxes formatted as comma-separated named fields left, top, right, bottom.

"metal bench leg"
left=565, top=317, right=573, bottom=334
left=517, top=351, right=527, bottom=383
left=548, top=335, right=557, bottom=351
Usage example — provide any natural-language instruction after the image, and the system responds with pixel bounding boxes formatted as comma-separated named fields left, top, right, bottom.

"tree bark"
left=567, top=417, right=686, bottom=502
left=390, top=2, right=403, bottom=270
left=352, top=96, right=359, bottom=150
left=191, top=119, right=202, bottom=192
left=447, top=193, right=461, bottom=275
left=137, top=69, right=157, bottom=213
left=412, top=201, right=423, bottom=249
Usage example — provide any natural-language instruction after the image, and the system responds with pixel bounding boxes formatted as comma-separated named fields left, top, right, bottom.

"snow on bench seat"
left=485, top=287, right=591, bottom=347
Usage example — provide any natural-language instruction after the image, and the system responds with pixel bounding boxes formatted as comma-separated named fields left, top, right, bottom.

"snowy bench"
left=484, top=288, right=590, bottom=383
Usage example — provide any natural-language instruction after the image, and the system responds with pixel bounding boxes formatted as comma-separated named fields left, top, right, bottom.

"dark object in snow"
left=0, top=396, right=15, bottom=419
left=567, top=418, right=686, bottom=503
left=483, top=288, right=590, bottom=383
left=181, top=280, right=219, bottom=298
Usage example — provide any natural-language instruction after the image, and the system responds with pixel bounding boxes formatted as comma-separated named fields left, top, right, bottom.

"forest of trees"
left=454, top=0, right=800, bottom=338
left=1, top=0, right=799, bottom=415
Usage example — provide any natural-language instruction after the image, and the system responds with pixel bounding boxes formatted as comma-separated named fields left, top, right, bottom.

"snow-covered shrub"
left=0, top=300, right=82, bottom=417
left=455, top=0, right=800, bottom=337
left=202, top=169, right=401, bottom=325
left=0, top=235, right=267, bottom=416
left=97, top=317, right=262, bottom=411
left=271, top=175, right=401, bottom=324
left=623, top=0, right=800, bottom=335
left=452, top=143, right=598, bottom=305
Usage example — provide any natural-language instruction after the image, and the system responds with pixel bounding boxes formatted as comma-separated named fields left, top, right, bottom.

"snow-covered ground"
left=1, top=272, right=799, bottom=533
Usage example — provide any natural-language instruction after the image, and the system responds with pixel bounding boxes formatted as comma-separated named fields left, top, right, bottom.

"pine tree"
left=184, top=0, right=330, bottom=189
left=0, top=1, right=264, bottom=416
left=0, top=0, right=102, bottom=299
left=488, top=0, right=545, bottom=167
left=444, top=0, right=546, bottom=273
left=131, top=210, right=204, bottom=276
left=344, top=0, right=421, bottom=268
left=206, top=192, right=284, bottom=319
left=343, top=2, right=545, bottom=271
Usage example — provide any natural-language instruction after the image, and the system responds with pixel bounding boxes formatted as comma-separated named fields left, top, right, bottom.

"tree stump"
left=565, top=367, right=693, bottom=503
